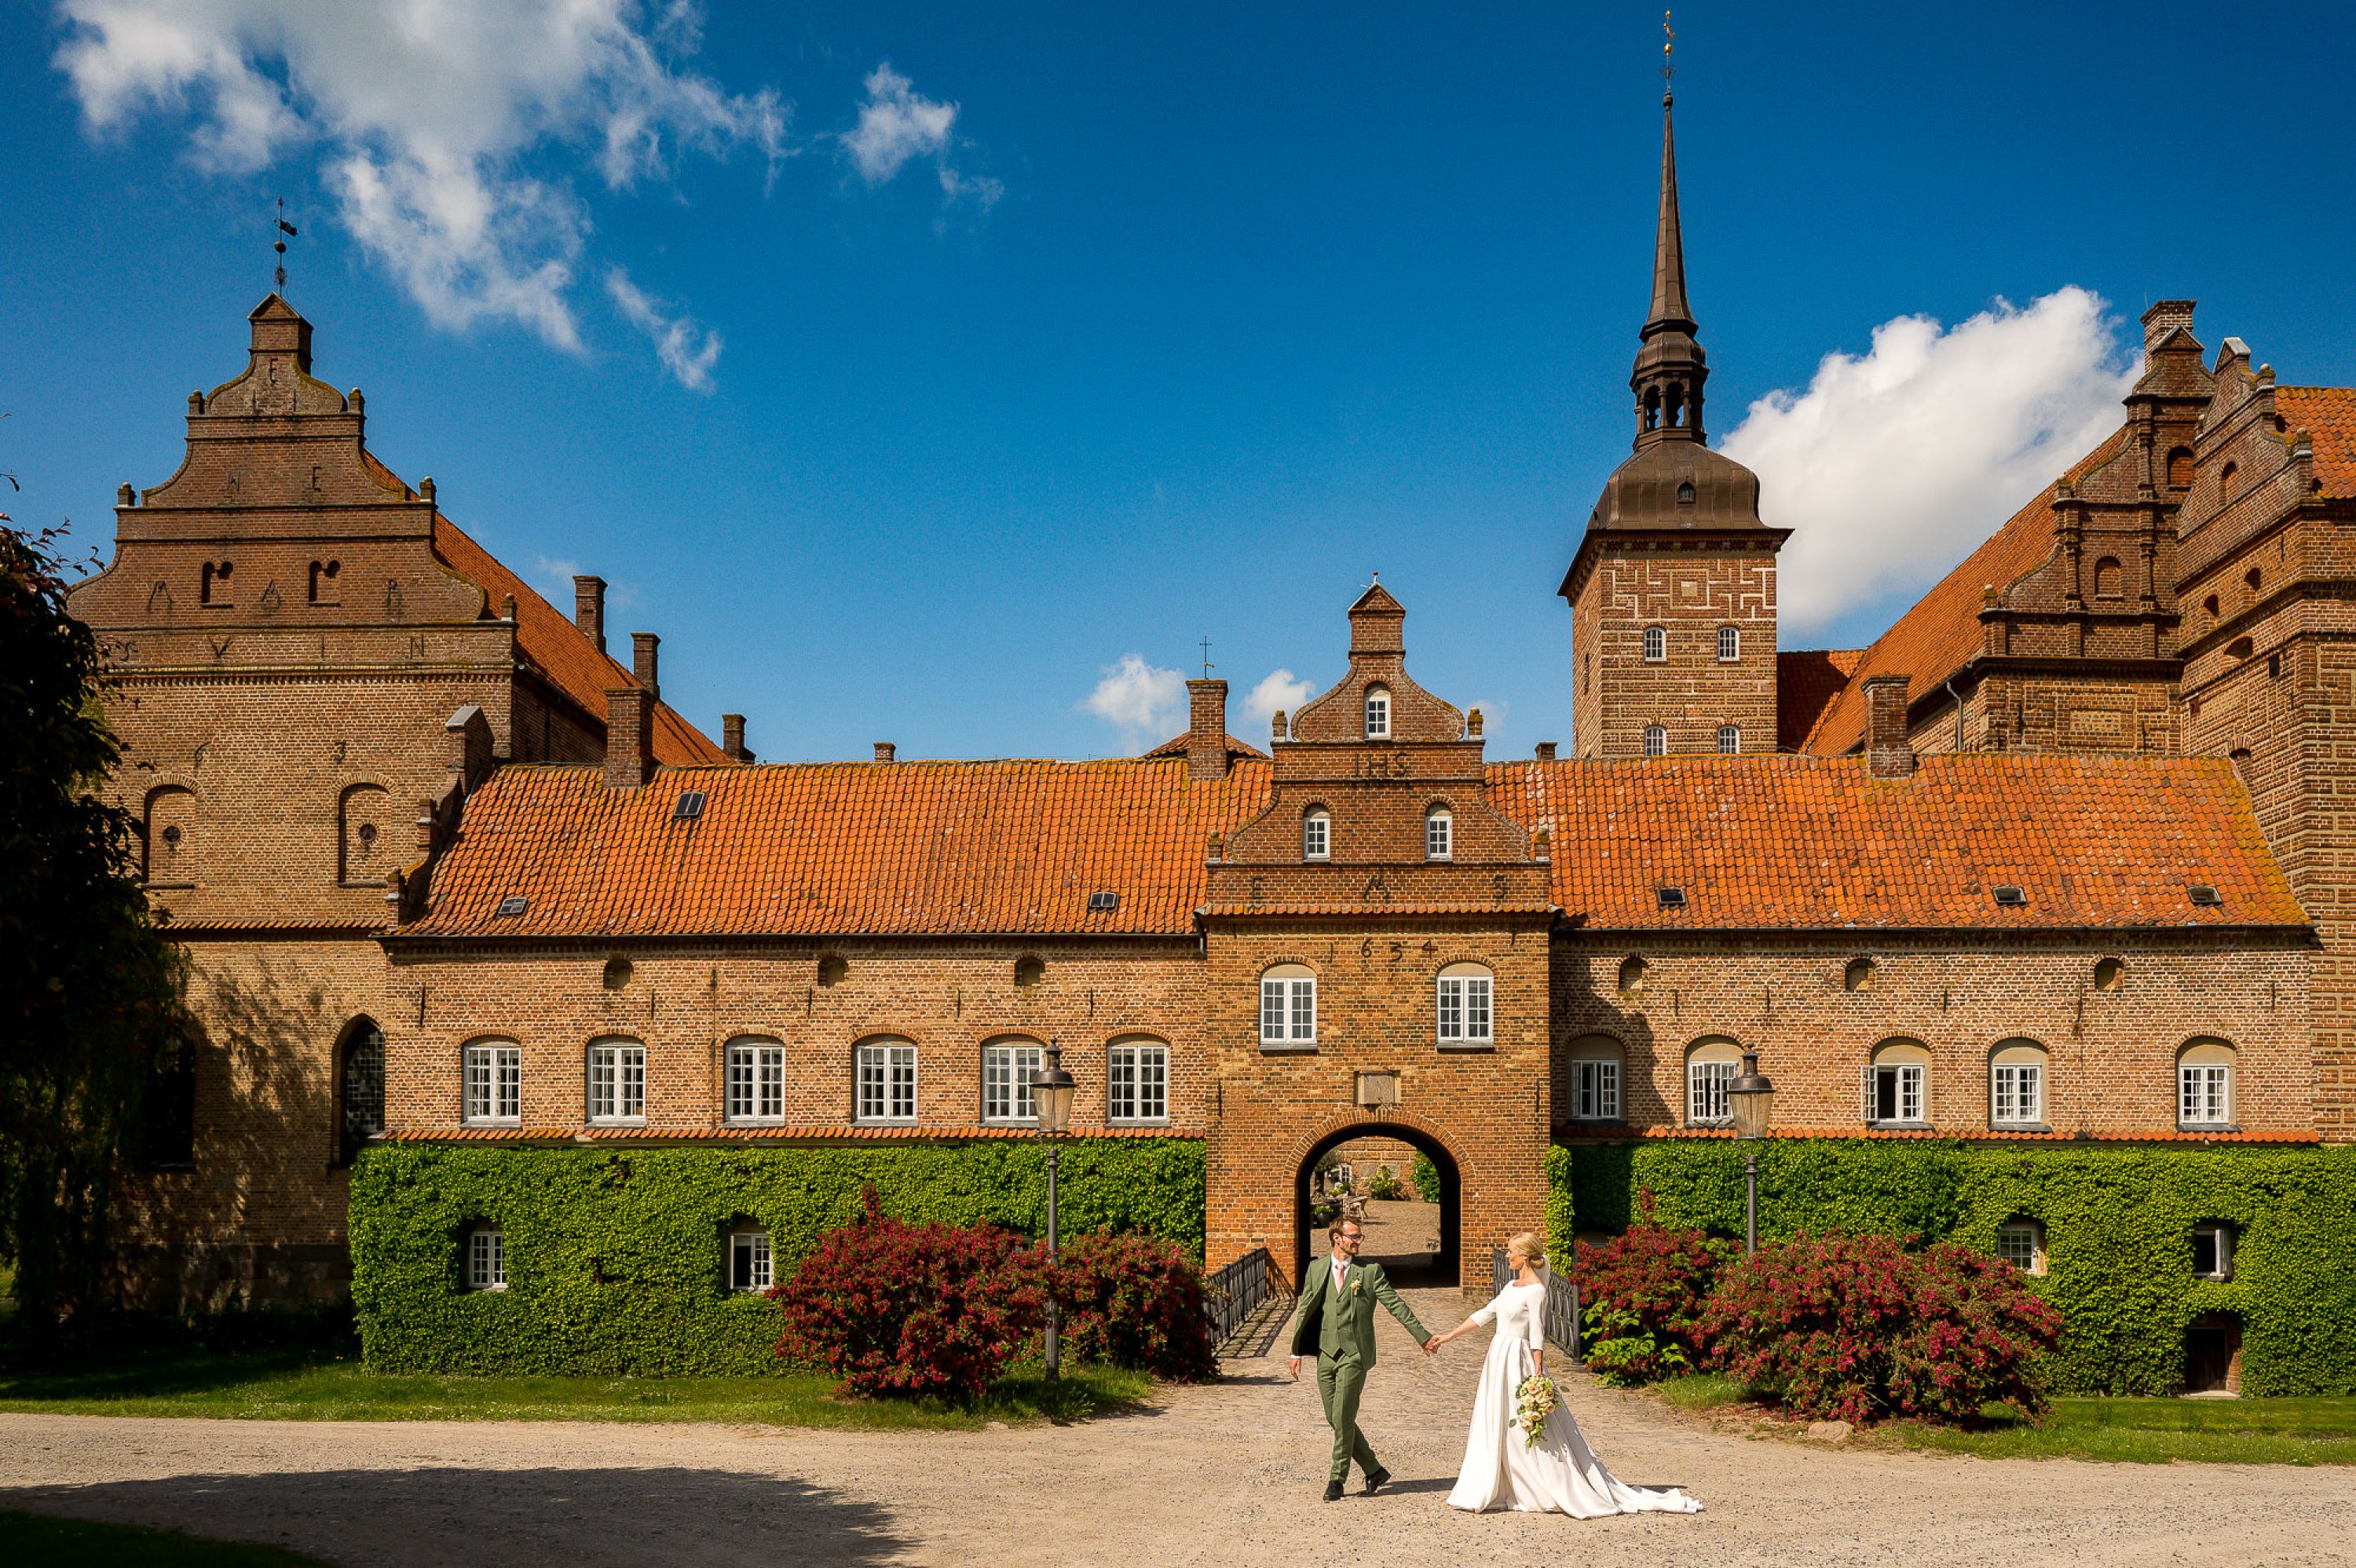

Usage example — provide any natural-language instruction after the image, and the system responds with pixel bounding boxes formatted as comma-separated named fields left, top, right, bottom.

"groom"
left=1287, top=1217, right=1436, bottom=1500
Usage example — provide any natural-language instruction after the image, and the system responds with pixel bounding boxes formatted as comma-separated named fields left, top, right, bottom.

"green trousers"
left=1315, top=1351, right=1380, bottom=1484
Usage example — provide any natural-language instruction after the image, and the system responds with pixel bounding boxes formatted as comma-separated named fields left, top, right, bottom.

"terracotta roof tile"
left=1555, top=1125, right=2318, bottom=1145
left=2277, top=386, right=2356, bottom=500
left=386, top=1125, right=1198, bottom=1143
left=1485, top=753, right=2304, bottom=931
left=1776, top=648, right=1861, bottom=751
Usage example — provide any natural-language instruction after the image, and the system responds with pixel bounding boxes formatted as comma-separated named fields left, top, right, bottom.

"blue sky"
left=6, top=1, right=2354, bottom=762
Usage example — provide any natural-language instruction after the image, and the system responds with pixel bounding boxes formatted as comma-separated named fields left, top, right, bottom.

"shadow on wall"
left=0, top=1467, right=913, bottom=1567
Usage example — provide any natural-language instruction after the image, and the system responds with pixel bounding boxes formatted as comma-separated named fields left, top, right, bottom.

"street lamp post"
left=1031, top=1043, right=1077, bottom=1378
left=1727, top=1047, right=1776, bottom=1256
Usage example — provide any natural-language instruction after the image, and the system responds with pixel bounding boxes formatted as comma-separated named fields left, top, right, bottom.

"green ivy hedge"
left=1558, top=1139, right=2356, bottom=1396
left=349, top=1139, right=1205, bottom=1375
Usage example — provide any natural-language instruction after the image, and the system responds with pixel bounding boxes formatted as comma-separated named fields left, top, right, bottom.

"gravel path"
left=3, top=1288, right=2351, bottom=1566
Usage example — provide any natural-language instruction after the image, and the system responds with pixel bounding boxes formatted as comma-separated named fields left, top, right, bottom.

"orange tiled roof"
left=387, top=1124, right=1200, bottom=1143
left=2277, top=386, right=2356, bottom=500
left=406, top=756, right=1275, bottom=938
left=1143, top=732, right=1271, bottom=762
left=1485, top=752, right=2304, bottom=931
left=1776, top=649, right=1861, bottom=751
left=1804, top=429, right=2127, bottom=756
left=1556, top=1125, right=2318, bottom=1145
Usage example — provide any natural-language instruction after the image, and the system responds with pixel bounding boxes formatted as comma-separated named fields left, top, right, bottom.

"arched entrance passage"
left=1294, top=1122, right=1461, bottom=1288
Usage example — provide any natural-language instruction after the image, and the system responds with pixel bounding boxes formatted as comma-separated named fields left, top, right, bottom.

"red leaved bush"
left=1048, top=1230, right=1217, bottom=1381
left=1571, top=1194, right=1732, bottom=1384
left=1697, top=1232, right=2065, bottom=1424
left=770, top=1190, right=1046, bottom=1402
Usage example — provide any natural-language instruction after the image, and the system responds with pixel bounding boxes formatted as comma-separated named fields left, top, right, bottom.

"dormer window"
left=1676, top=481, right=1696, bottom=506
left=1642, top=626, right=1666, bottom=663
left=1425, top=808, right=1453, bottom=861
left=1363, top=685, right=1390, bottom=739
left=1302, top=808, right=1330, bottom=861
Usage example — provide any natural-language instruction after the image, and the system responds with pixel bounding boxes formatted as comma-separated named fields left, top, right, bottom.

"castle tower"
left=1560, top=86, right=1789, bottom=758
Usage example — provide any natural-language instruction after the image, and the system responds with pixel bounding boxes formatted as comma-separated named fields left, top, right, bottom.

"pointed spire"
left=1646, top=91, right=1695, bottom=335
left=1628, top=19, right=1708, bottom=451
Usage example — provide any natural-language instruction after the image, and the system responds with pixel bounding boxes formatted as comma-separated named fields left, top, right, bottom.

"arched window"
left=816, top=952, right=849, bottom=987
left=1642, top=626, right=1666, bottom=663
left=2219, top=461, right=2238, bottom=498
left=307, top=558, right=340, bottom=604
left=2166, top=448, right=2193, bottom=489
left=2178, top=1039, right=2235, bottom=1128
left=1425, top=806, right=1453, bottom=861
left=338, top=1018, right=386, bottom=1160
left=1643, top=725, right=1667, bottom=758
left=1717, top=625, right=1740, bottom=662
left=602, top=957, right=633, bottom=991
left=463, top=1223, right=507, bottom=1291
left=143, top=785, right=196, bottom=887
left=2245, top=566, right=2263, bottom=594
left=1302, top=806, right=1331, bottom=861
left=1616, top=956, right=1648, bottom=996
left=1260, top=963, right=1316, bottom=1047
left=1107, top=1035, right=1169, bottom=1124
left=728, top=1222, right=773, bottom=1292
left=1868, top=1038, right=1931, bottom=1127
left=855, top=1037, right=919, bottom=1123
left=982, top=1036, right=1045, bottom=1124
left=1568, top=1034, right=1623, bottom=1121
left=1844, top=956, right=1878, bottom=992
left=1436, top=962, right=1493, bottom=1047
left=587, top=1037, right=646, bottom=1124
left=1676, top=481, right=1697, bottom=506
left=1363, top=685, right=1391, bottom=740
left=199, top=559, right=233, bottom=606
left=1716, top=726, right=1740, bottom=755
left=338, top=783, right=390, bottom=885
left=2094, top=557, right=2123, bottom=598
left=1685, top=1037, right=1741, bottom=1126
left=2203, top=593, right=2220, bottom=619
left=462, top=1038, right=521, bottom=1125
left=1642, top=386, right=1661, bottom=431
left=1996, top=1218, right=2047, bottom=1276
left=1013, top=954, right=1045, bottom=989
left=725, top=1036, right=786, bottom=1124
left=1990, top=1039, right=2047, bottom=1128
left=2094, top=956, right=2124, bottom=990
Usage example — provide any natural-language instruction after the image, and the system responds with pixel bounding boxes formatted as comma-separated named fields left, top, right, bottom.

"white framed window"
left=2179, top=1040, right=2234, bottom=1127
left=729, top=1227, right=773, bottom=1292
left=1260, top=965, right=1316, bottom=1047
left=726, top=1039, right=785, bottom=1124
left=1364, top=685, right=1390, bottom=739
left=2192, top=1221, right=2235, bottom=1280
left=1868, top=1042, right=1930, bottom=1125
left=1717, top=725, right=1740, bottom=755
left=463, top=1040, right=521, bottom=1125
left=982, top=1040, right=1044, bottom=1124
left=1436, top=963, right=1493, bottom=1046
left=1643, top=724, right=1667, bottom=758
left=856, top=1040, right=918, bottom=1123
left=1425, top=808, right=1453, bottom=861
left=1990, top=1041, right=2045, bottom=1128
left=587, top=1039, right=646, bottom=1124
left=1643, top=625, right=1666, bottom=662
left=1569, top=1037, right=1622, bottom=1121
left=1718, top=625, right=1740, bottom=662
left=1108, top=1039, right=1169, bottom=1124
left=1996, top=1219, right=2046, bottom=1276
left=466, top=1226, right=506, bottom=1291
left=1302, top=809, right=1330, bottom=861
left=1688, top=1062, right=1735, bottom=1124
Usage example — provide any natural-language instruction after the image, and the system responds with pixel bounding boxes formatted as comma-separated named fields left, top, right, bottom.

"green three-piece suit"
left=1290, top=1255, right=1430, bottom=1485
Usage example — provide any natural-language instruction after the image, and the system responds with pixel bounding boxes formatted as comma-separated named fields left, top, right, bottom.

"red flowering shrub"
left=1049, top=1230, right=1217, bottom=1382
left=1697, top=1232, right=2065, bottom=1424
left=770, top=1190, right=1045, bottom=1402
left=1572, top=1197, right=1733, bottom=1385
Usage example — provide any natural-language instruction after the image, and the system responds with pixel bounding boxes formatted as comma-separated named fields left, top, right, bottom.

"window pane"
left=1291, top=979, right=1315, bottom=1041
left=1644, top=726, right=1666, bottom=758
left=1426, top=813, right=1451, bottom=858
left=1260, top=981, right=1285, bottom=1043
left=1466, top=976, right=1491, bottom=1040
left=1689, top=1061, right=1732, bottom=1123
left=1140, top=1047, right=1166, bottom=1119
left=1304, top=814, right=1327, bottom=858
left=1718, top=726, right=1739, bottom=755
left=1437, top=978, right=1461, bottom=1040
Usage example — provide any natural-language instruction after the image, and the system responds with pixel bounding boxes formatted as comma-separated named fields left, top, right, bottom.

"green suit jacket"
left=1290, top=1255, right=1429, bottom=1369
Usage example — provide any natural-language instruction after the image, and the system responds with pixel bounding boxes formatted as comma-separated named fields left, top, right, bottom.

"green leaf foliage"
left=350, top=1139, right=1205, bottom=1375
left=1560, top=1139, right=2356, bottom=1396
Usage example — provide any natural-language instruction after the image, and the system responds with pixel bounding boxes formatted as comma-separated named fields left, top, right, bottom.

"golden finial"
left=1663, top=9, right=1676, bottom=99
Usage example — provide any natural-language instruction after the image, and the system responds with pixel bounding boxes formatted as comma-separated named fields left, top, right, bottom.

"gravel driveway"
left=3, top=1287, right=2350, bottom=1566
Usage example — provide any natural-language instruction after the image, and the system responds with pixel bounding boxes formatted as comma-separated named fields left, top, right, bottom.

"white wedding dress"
left=1446, top=1277, right=1703, bottom=1517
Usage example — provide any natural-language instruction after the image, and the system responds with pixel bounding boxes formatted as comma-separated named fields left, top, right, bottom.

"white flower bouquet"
left=1514, top=1372, right=1559, bottom=1447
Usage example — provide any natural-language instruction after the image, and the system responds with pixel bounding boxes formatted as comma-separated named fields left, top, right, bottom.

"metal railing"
left=1204, top=1246, right=1279, bottom=1346
left=1491, top=1248, right=1582, bottom=1362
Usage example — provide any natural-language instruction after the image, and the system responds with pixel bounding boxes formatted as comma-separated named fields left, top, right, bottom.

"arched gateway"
left=1294, top=1120, right=1461, bottom=1285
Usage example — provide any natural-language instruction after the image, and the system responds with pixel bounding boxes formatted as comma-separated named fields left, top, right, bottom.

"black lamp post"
left=1728, top=1047, right=1776, bottom=1256
left=1031, top=1043, right=1077, bottom=1378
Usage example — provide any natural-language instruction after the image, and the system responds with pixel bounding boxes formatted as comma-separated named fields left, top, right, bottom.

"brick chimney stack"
left=1864, top=674, right=1915, bottom=780
left=574, top=576, right=607, bottom=654
left=1535, top=741, right=1557, bottom=762
left=874, top=741, right=896, bottom=764
left=2142, top=298, right=2196, bottom=361
left=631, top=632, right=660, bottom=700
left=722, top=713, right=753, bottom=764
left=605, top=687, right=653, bottom=788
left=1185, top=678, right=1229, bottom=780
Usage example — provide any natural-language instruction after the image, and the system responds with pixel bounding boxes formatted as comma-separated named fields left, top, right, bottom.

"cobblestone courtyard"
left=5, top=1286, right=2352, bottom=1566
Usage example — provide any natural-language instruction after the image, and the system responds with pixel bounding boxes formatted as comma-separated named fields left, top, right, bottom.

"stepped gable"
left=1483, top=752, right=2304, bottom=932
left=2276, top=386, right=2356, bottom=499
left=1803, top=429, right=2128, bottom=756
left=405, top=755, right=1275, bottom=939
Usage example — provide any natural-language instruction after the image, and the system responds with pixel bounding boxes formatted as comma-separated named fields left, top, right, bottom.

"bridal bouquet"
left=1513, top=1373, right=1559, bottom=1447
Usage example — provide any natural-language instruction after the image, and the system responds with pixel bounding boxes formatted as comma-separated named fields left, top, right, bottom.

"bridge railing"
left=1490, top=1247, right=1582, bottom=1361
left=1204, top=1247, right=1279, bottom=1346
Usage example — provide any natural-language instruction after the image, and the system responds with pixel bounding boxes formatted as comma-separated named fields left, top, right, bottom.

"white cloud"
left=55, top=0, right=786, bottom=355
left=1242, top=669, right=1312, bottom=732
left=1081, top=653, right=1186, bottom=747
left=842, top=61, right=997, bottom=210
left=1721, top=287, right=2137, bottom=637
left=1463, top=697, right=1507, bottom=736
left=535, top=554, right=634, bottom=612
left=605, top=266, right=720, bottom=391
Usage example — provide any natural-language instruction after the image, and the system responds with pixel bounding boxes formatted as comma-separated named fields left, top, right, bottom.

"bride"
left=1429, top=1230, right=1703, bottom=1517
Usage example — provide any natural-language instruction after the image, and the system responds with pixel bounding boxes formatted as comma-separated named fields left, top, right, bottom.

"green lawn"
left=0, top=1340, right=1151, bottom=1429
left=0, top=1509, right=330, bottom=1566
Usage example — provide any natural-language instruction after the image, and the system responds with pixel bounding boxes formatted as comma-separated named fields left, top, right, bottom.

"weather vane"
left=1663, top=9, right=1675, bottom=99
left=273, top=197, right=298, bottom=294
left=1199, top=635, right=1215, bottom=679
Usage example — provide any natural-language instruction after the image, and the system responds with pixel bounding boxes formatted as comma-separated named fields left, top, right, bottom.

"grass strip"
left=0, top=1508, right=330, bottom=1566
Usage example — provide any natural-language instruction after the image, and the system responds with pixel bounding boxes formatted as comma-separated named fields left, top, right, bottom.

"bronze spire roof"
left=1629, top=86, right=1709, bottom=450
left=1645, top=91, right=1695, bottom=336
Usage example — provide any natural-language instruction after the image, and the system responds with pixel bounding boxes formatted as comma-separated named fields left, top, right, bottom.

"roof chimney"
left=631, top=631, right=660, bottom=700
left=1535, top=741, right=1557, bottom=762
left=605, top=687, right=653, bottom=789
left=874, top=741, right=896, bottom=764
left=1184, top=678, right=1229, bottom=780
left=574, top=576, right=607, bottom=654
left=722, top=713, right=754, bottom=764
left=2142, top=299, right=2196, bottom=360
left=1864, top=674, right=1915, bottom=780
